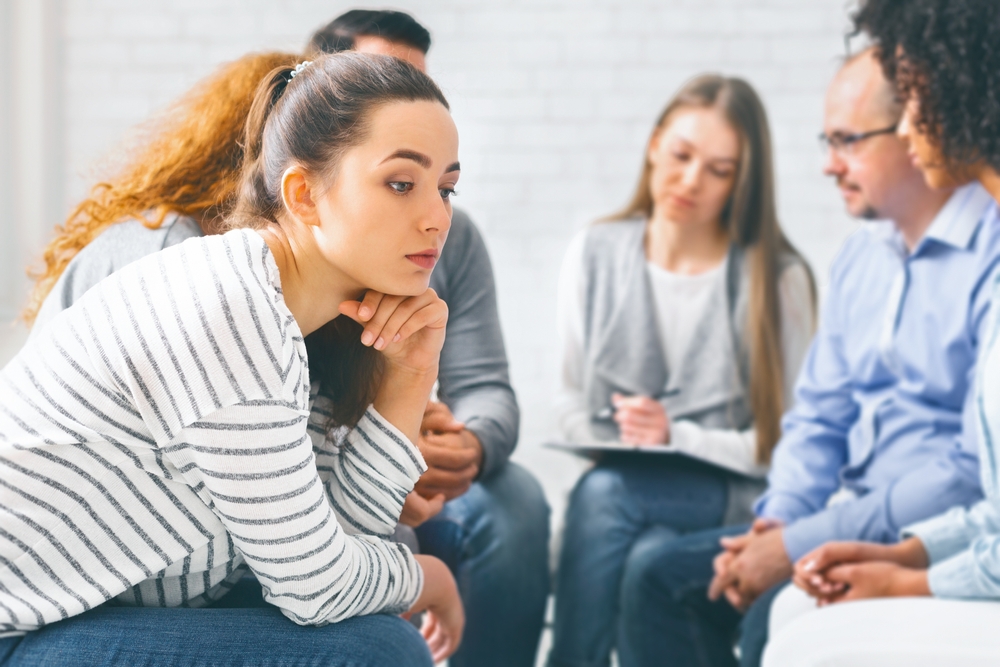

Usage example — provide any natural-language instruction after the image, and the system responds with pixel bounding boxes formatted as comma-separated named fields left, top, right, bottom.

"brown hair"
left=231, top=52, right=449, bottom=428
left=609, top=74, right=816, bottom=463
left=23, top=51, right=301, bottom=325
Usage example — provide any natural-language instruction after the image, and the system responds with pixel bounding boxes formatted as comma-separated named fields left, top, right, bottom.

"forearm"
left=325, top=407, right=427, bottom=536
left=447, top=383, right=519, bottom=478
left=374, top=365, right=438, bottom=448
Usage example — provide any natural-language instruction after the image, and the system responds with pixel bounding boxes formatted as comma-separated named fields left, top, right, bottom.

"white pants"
left=762, top=584, right=1000, bottom=666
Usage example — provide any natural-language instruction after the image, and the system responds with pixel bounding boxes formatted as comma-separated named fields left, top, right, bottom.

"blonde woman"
left=549, top=75, right=816, bottom=667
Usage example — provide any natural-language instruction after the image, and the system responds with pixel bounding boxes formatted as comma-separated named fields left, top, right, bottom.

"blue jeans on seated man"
left=0, top=603, right=432, bottom=667
left=547, top=455, right=741, bottom=667
left=615, top=523, right=786, bottom=667
left=416, top=461, right=551, bottom=667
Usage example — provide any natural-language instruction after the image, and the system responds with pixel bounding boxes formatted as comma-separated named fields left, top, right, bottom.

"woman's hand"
left=612, top=393, right=670, bottom=445
left=399, top=491, right=445, bottom=528
left=809, top=561, right=931, bottom=605
left=339, top=289, right=448, bottom=376
left=794, top=539, right=929, bottom=601
left=409, top=555, right=464, bottom=663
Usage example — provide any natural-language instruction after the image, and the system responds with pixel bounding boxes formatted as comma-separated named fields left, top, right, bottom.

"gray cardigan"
left=32, top=209, right=520, bottom=479
left=578, top=219, right=805, bottom=524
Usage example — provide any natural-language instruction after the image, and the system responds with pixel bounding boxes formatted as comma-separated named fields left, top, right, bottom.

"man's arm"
left=432, top=210, right=519, bottom=479
left=754, top=251, right=858, bottom=525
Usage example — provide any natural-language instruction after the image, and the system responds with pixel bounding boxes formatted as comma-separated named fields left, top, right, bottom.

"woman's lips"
left=406, top=250, right=439, bottom=270
left=670, top=195, right=695, bottom=209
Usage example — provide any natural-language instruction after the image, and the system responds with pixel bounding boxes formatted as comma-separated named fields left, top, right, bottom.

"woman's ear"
left=280, top=166, right=321, bottom=227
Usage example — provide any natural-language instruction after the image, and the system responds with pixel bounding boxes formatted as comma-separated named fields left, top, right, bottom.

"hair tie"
left=289, top=61, right=312, bottom=80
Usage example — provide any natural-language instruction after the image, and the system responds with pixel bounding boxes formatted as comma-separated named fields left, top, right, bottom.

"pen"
left=594, top=388, right=681, bottom=421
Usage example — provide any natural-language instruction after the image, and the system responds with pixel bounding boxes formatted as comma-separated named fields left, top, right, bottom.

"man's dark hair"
left=853, top=0, right=1000, bottom=171
left=307, top=10, right=431, bottom=57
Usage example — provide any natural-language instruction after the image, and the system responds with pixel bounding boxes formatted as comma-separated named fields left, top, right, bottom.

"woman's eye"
left=671, top=151, right=689, bottom=161
left=439, top=187, right=457, bottom=200
left=388, top=181, right=414, bottom=194
left=710, top=168, right=734, bottom=179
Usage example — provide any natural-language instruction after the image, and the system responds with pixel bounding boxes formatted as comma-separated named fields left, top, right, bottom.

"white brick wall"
left=8, top=0, right=864, bottom=516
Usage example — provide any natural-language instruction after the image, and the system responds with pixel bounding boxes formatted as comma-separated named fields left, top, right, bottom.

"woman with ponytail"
left=0, top=53, right=463, bottom=666
left=549, top=75, right=816, bottom=667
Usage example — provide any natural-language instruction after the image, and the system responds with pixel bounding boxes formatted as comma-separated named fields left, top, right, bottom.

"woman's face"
left=308, top=100, right=459, bottom=297
left=897, top=96, right=968, bottom=189
left=647, top=106, right=741, bottom=227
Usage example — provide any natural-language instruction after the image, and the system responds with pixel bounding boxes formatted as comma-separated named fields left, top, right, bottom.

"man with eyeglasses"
left=614, top=48, right=1000, bottom=667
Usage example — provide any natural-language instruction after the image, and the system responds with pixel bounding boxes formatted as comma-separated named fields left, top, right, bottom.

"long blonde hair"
left=610, top=74, right=816, bottom=463
left=23, top=51, right=301, bottom=324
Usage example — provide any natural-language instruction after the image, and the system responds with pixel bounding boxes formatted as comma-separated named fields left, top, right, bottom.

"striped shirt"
left=0, top=229, right=426, bottom=637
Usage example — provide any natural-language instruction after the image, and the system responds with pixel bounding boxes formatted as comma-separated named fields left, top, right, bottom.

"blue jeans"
left=615, top=523, right=784, bottom=667
left=548, top=455, right=733, bottom=667
left=416, top=461, right=550, bottom=667
left=0, top=603, right=431, bottom=667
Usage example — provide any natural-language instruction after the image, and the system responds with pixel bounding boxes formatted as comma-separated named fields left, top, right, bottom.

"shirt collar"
left=918, top=182, right=994, bottom=251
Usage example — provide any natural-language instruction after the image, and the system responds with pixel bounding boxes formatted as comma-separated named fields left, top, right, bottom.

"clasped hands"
left=791, top=537, right=931, bottom=605
left=400, top=401, right=484, bottom=527
left=708, top=519, right=792, bottom=612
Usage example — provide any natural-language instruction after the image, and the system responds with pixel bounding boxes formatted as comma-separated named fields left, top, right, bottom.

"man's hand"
left=708, top=520, right=791, bottom=612
left=400, top=491, right=445, bottom=528
left=414, top=402, right=484, bottom=502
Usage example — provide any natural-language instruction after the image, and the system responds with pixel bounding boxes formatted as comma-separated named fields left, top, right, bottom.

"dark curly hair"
left=853, top=0, right=1000, bottom=172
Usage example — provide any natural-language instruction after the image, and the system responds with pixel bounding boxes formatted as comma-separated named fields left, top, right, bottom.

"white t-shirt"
left=647, top=259, right=727, bottom=379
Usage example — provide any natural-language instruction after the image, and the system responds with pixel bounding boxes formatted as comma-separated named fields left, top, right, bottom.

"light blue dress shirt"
left=755, top=184, right=1000, bottom=562
left=905, top=198, right=1000, bottom=598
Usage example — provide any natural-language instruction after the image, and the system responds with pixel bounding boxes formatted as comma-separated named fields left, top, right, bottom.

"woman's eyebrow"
left=381, top=149, right=432, bottom=168
left=379, top=150, right=460, bottom=174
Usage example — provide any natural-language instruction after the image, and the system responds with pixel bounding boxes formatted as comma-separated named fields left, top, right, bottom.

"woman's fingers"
left=357, top=291, right=385, bottom=322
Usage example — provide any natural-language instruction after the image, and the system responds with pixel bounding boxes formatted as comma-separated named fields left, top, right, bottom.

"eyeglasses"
left=818, top=124, right=898, bottom=154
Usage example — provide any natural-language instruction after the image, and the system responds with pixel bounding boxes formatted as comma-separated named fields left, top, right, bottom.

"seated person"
left=548, top=74, right=816, bottom=667
left=0, top=54, right=462, bottom=666
left=766, top=1, right=1000, bottom=664
left=30, top=11, right=550, bottom=667
left=613, top=45, right=1000, bottom=667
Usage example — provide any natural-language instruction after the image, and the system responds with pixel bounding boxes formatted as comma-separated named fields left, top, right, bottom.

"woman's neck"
left=979, top=167, right=1000, bottom=206
left=646, top=208, right=729, bottom=275
left=257, top=223, right=359, bottom=337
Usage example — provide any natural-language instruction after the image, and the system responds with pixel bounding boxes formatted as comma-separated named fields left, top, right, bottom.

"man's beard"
left=858, top=205, right=880, bottom=220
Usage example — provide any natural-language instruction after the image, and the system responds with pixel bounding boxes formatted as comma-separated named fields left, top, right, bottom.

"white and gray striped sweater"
left=0, top=229, right=426, bottom=637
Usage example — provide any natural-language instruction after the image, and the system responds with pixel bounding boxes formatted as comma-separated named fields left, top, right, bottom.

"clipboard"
left=543, top=440, right=676, bottom=456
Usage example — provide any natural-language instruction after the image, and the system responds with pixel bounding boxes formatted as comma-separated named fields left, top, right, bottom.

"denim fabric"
left=547, top=455, right=733, bottom=667
left=616, top=524, right=745, bottom=667
left=415, top=462, right=550, bottom=667
left=0, top=605, right=431, bottom=667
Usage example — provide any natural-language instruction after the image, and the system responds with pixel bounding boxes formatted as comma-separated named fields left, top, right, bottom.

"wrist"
left=892, top=566, right=931, bottom=597
left=894, top=537, right=930, bottom=569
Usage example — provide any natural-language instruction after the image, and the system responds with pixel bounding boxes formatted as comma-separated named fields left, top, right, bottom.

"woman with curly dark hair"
left=761, top=1, right=1000, bottom=664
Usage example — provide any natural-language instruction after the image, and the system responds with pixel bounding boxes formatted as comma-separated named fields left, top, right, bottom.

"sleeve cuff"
left=781, top=512, right=835, bottom=562
left=927, top=550, right=979, bottom=598
left=902, top=506, right=979, bottom=566
left=352, top=407, right=427, bottom=483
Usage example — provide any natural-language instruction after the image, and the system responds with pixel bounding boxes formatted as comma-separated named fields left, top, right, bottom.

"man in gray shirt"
left=33, top=12, right=550, bottom=666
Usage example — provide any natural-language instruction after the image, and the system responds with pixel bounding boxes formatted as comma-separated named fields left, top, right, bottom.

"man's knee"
left=470, top=462, right=550, bottom=537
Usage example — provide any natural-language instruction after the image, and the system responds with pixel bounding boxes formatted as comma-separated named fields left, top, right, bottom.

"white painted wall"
left=3, top=0, right=863, bottom=515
